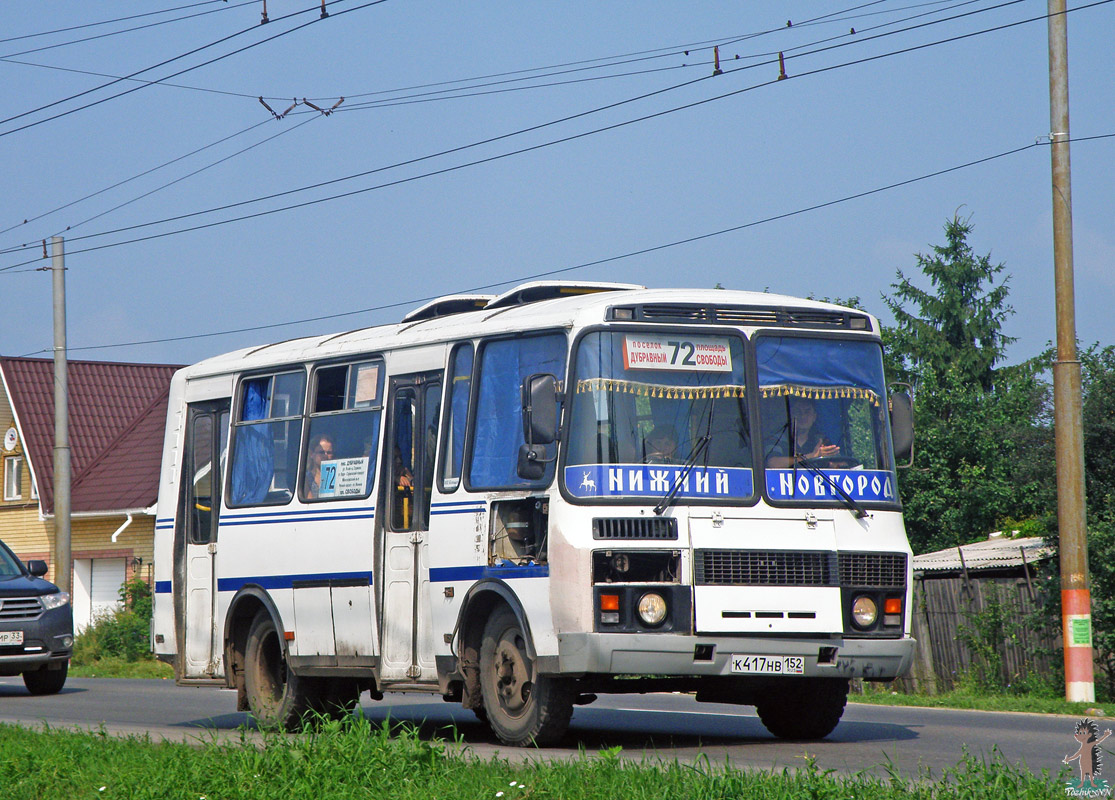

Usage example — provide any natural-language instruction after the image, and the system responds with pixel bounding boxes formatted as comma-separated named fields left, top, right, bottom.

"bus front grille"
left=838, top=552, right=907, bottom=588
left=694, top=550, right=837, bottom=586
left=593, top=517, right=678, bottom=540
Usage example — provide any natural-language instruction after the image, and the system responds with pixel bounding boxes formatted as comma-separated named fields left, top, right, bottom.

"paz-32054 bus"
left=152, top=281, right=916, bottom=746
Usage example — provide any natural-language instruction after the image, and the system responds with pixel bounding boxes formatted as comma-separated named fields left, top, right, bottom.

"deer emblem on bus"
left=579, top=471, right=597, bottom=493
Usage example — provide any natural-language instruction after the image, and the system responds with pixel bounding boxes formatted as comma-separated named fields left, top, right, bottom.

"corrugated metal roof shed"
left=912, top=534, right=1054, bottom=574
left=1, top=356, right=180, bottom=514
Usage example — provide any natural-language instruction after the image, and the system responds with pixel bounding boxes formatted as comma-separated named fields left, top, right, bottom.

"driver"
left=766, top=397, right=840, bottom=467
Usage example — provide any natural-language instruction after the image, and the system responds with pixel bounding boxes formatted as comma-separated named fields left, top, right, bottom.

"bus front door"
left=179, top=400, right=229, bottom=678
left=379, top=373, right=441, bottom=683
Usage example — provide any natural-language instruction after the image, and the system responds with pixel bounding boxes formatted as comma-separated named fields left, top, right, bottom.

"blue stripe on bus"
left=429, top=564, right=549, bottom=582
left=215, top=571, right=375, bottom=593
left=222, top=506, right=375, bottom=521
left=219, top=513, right=376, bottom=527
left=159, top=501, right=482, bottom=528
left=156, top=506, right=377, bottom=530
left=156, top=563, right=542, bottom=594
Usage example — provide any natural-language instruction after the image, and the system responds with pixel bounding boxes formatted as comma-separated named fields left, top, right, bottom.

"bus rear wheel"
left=479, top=607, right=572, bottom=747
left=755, top=677, right=849, bottom=740
left=244, top=610, right=313, bottom=730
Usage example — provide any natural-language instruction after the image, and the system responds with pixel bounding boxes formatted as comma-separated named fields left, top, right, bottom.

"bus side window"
left=440, top=343, right=473, bottom=492
left=468, top=333, right=567, bottom=490
left=302, top=360, right=383, bottom=502
left=228, top=371, right=305, bottom=506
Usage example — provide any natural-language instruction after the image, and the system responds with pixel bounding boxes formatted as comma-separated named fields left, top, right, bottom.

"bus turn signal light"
left=884, top=598, right=903, bottom=615
left=600, top=594, right=620, bottom=611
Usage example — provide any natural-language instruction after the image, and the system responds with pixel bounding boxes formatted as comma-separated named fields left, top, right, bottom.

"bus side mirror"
left=889, top=388, right=914, bottom=468
left=518, top=374, right=559, bottom=481
left=522, top=373, right=558, bottom=445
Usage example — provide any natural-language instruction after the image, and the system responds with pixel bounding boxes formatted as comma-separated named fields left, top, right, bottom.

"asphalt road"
left=0, top=676, right=1080, bottom=780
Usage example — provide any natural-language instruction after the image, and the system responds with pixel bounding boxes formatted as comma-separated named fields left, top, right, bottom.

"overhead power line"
left=1, top=0, right=944, bottom=253
left=0, top=0, right=256, bottom=60
left=21, top=131, right=1115, bottom=357
left=0, top=0, right=231, bottom=45
left=0, top=119, right=273, bottom=238
left=0, top=0, right=385, bottom=139
left=0, top=0, right=1083, bottom=267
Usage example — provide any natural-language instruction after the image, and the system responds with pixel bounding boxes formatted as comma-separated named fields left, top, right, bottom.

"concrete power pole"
left=51, top=236, right=71, bottom=596
left=1047, top=0, right=1093, bottom=702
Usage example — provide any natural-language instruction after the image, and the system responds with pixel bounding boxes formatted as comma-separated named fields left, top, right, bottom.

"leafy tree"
left=880, top=215, right=1052, bottom=552
left=883, top=214, right=1015, bottom=392
left=1082, top=344, right=1115, bottom=518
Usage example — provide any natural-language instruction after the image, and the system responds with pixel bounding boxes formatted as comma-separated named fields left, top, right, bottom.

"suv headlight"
left=41, top=592, right=70, bottom=611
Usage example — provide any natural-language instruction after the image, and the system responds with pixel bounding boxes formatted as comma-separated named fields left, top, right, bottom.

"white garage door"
left=73, top=558, right=126, bottom=633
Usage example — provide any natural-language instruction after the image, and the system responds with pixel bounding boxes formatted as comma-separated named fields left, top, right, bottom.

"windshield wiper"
left=793, top=455, right=868, bottom=519
left=653, top=434, right=711, bottom=516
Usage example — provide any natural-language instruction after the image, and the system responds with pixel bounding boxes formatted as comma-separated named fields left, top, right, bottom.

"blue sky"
left=1, top=1, right=1111, bottom=367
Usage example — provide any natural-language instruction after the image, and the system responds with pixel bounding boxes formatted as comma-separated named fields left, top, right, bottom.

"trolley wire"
left=0, top=0, right=383, bottom=138
left=0, top=0, right=1074, bottom=265
left=20, top=130, right=1115, bottom=355
left=0, top=0, right=257, bottom=60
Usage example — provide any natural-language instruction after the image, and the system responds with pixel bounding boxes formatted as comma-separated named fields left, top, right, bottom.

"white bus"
left=152, top=281, right=916, bottom=746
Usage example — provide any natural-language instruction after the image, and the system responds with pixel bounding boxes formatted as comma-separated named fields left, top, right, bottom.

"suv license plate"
left=0, top=631, right=24, bottom=646
left=730, top=654, right=804, bottom=675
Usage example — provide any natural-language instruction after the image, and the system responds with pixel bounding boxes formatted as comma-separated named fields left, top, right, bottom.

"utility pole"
left=1047, top=0, right=1093, bottom=702
left=51, top=236, right=71, bottom=596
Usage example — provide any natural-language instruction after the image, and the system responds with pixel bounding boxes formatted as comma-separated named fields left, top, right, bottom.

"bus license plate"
left=730, top=654, right=804, bottom=675
left=0, top=631, right=23, bottom=646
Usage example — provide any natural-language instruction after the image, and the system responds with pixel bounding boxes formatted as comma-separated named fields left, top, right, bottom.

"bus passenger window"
left=440, top=343, right=473, bottom=492
left=228, top=371, right=305, bottom=507
left=301, top=360, right=383, bottom=502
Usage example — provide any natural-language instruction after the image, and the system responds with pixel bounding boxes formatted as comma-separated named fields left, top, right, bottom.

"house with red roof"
left=0, top=356, right=180, bottom=633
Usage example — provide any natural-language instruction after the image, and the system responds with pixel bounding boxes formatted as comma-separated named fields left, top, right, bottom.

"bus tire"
left=23, top=661, right=67, bottom=695
left=479, top=606, right=572, bottom=747
left=244, top=610, right=313, bottom=730
left=755, top=677, right=849, bottom=740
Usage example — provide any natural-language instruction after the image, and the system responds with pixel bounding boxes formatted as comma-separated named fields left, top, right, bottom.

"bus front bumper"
left=550, top=632, right=914, bottom=681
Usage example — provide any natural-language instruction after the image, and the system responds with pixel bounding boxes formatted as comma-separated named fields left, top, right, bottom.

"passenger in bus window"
left=304, top=433, right=335, bottom=498
left=644, top=425, right=678, bottom=464
left=393, top=445, right=413, bottom=488
left=766, top=397, right=840, bottom=467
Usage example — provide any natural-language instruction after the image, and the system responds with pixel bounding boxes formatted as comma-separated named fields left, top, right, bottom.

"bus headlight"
left=851, top=595, right=878, bottom=629
left=637, top=592, right=668, bottom=627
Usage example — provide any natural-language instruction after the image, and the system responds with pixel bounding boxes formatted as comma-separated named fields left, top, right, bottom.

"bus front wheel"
left=755, top=677, right=849, bottom=740
left=479, top=606, right=572, bottom=746
left=244, top=610, right=313, bottom=730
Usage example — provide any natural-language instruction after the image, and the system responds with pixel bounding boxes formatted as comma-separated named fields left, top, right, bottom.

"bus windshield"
left=564, top=330, right=753, bottom=502
left=757, top=335, right=899, bottom=505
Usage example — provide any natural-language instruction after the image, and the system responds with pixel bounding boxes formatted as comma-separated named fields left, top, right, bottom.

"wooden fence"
left=894, top=572, right=1060, bottom=694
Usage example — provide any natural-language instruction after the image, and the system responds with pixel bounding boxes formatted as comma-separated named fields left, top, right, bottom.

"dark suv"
left=0, top=539, right=72, bottom=694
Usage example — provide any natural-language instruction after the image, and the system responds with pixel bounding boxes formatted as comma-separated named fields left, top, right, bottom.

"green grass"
left=0, top=716, right=1063, bottom=800
left=852, top=683, right=1115, bottom=717
left=69, top=656, right=174, bottom=680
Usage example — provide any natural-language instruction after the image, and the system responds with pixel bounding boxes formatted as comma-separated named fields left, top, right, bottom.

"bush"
left=72, top=577, right=155, bottom=665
